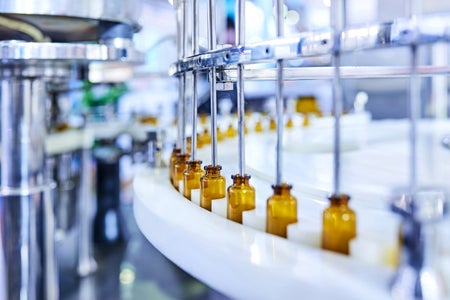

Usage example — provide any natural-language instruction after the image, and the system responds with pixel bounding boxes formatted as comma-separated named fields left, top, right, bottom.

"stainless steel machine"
left=0, top=1, right=143, bottom=299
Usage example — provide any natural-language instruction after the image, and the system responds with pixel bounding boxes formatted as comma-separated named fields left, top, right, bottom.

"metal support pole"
left=0, top=74, right=58, bottom=300
left=236, top=0, right=245, bottom=175
left=275, top=0, right=284, bottom=185
left=176, top=0, right=188, bottom=153
left=409, top=45, right=419, bottom=196
left=331, top=0, right=345, bottom=196
left=77, top=148, right=97, bottom=276
left=208, top=0, right=218, bottom=166
left=191, top=0, right=199, bottom=160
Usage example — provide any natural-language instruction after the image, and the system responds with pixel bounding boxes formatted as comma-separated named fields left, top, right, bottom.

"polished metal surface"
left=175, top=0, right=188, bottom=153
left=0, top=40, right=144, bottom=64
left=274, top=0, right=284, bottom=185
left=0, top=0, right=141, bottom=28
left=390, top=190, right=449, bottom=300
left=171, top=12, right=450, bottom=75
left=207, top=0, right=218, bottom=166
left=190, top=0, right=199, bottom=160
left=77, top=148, right=97, bottom=277
left=0, top=75, right=58, bottom=300
left=1, top=76, right=46, bottom=188
left=221, top=65, right=450, bottom=81
left=236, top=0, right=245, bottom=175
left=409, top=45, right=420, bottom=196
left=330, top=0, right=344, bottom=196
left=46, top=152, right=80, bottom=240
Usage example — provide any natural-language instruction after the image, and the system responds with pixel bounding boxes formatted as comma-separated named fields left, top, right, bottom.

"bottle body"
left=226, top=124, right=237, bottom=138
left=200, top=165, right=226, bottom=211
left=173, top=153, right=190, bottom=192
left=266, top=183, right=297, bottom=238
left=286, top=117, right=294, bottom=129
left=183, top=160, right=205, bottom=200
left=227, top=174, right=256, bottom=223
left=199, top=129, right=211, bottom=146
left=169, top=147, right=181, bottom=185
left=269, top=117, right=276, bottom=131
left=321, top=194, right=356, bottom=255
left=254, top=119, right=263, bottom=133
left=217, top=128, right=225, bottom=141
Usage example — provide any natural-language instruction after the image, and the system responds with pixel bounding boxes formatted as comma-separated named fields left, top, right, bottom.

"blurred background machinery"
left=1, top=0, right=450, bottom=299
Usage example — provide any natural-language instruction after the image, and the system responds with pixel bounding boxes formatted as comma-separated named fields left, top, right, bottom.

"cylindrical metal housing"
left=0, top=73, right=58, bottom=300
left=0, top=0, right=141, bottom=27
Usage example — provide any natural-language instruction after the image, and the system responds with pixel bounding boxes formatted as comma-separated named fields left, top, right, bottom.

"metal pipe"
left=77, top=148, right=98, bottom=277
left=176, top=0, right=187, bottom=151
left=0, top=75, right=58, bottom=300
left=330, top=0, right=344, bottom=196
left=181, top=0, right=189, bottom=154
left=409, top=45, right=419, bottom=196
left=191, top=0, right=199, bottom=160
left=275, top=0, right=284, bottom=185
left=236, top=0, right=245, bottom=175
left=208, top=0, right=218, bottom=166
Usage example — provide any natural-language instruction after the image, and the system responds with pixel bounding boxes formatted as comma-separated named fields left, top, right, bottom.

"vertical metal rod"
left=176, top=0, right=187, bottom=152
left=236, top=0, right=245, bottom=175
left=191, top=0, right=199, bottom=160
left=275, top=0, right=284, bottom=185
left=181, top=0, right=189, bottom=154
left=330, top=0, right=344, bottom=196
left=208, top=0, right=218, bottom=166
left=406, top=0, right=420, bottom=196
left=409, top=45, right=419, bottom=195
left=77, top=148, right=97, bottom=277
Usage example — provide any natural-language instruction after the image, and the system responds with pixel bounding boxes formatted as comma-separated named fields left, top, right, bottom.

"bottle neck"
left=176, top=153, right=190, bottom=163
left=205, top=165, right=222, bottom=176
left=328, top=194, right=350, bottom=206
left=232, top=174, right=251, bottom=185
left=272, top=183, right=292, bottom=196
left=187, top=160, right=202, bottom=170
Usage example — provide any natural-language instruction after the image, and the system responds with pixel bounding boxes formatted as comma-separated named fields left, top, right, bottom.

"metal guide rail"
left=169, top=12, right=450, bottom=79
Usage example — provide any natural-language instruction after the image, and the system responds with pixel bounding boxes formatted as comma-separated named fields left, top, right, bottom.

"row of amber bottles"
left=169, top=146, right=356, bottom=255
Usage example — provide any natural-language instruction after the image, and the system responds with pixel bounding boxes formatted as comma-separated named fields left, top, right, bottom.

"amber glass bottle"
left=200, top=165, right=226, bottom=211
left=285, top=117, right=294, bottom=129
left=196, top=133, right=203, bottom=149
left=199, top=129, right=211, bottom=146
left=269, top=117, right=276, bottom=131
left=266, top=183, right=298, bottom=238
left=217, top=127, right=225, bottom=142
left=169, top=147, right=181, bottom=185
left=321, top=194, right=356, bottom=255
left=183, top=160, right=205, bottom=200
left=226, top=124, right=237, bottom=138
left=254, top=119, right=263, bottom=133
left=186, top=137, right=192, bottom=153
left=173, top=153, right=190, bottom=192
left=227, top=174, right=255, bottom=223
left=199, top=113, right=208, bottom=125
